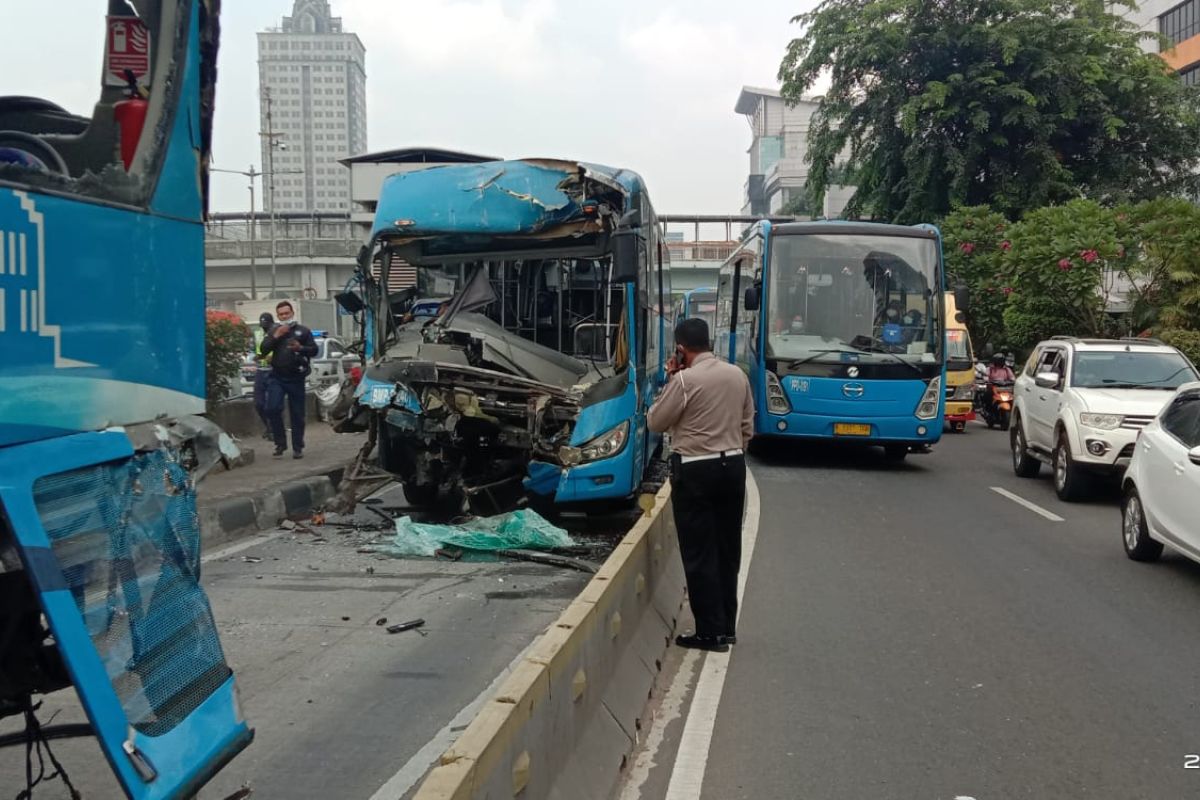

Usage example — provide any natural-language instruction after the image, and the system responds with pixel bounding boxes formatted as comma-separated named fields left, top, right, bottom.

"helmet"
left=991, top=353, right=1006, bottom=365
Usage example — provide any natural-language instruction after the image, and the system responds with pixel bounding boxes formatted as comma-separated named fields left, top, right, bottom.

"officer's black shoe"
left=718, top=634, right=737, bottom=646
left=675, top=634, right=729, bottom=653
left=272, top=446, right=286, bottom=458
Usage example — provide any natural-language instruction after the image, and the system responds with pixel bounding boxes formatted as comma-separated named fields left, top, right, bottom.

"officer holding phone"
left=648, top=318, right=755, bottom=653
left=258, top=300, right=318, bottom=459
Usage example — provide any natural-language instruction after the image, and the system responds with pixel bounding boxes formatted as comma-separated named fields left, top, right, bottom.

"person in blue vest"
left=259, top=301, right=318, bottom=459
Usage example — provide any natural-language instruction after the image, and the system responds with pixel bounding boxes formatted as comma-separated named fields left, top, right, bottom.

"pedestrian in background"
left=648, top=318, right=755, bottom=653
left=252, top=312, right=274, bottom=439
left=259, top=300, right=317, bottom=459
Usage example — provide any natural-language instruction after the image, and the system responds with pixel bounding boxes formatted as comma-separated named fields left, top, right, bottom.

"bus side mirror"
left=611, top=228, right=640, bottom=283
left=744, top=284, right=761, bottom=311
left=611, top=207, right=643, bottom=284
left=954, top=284, right=970, bottom=312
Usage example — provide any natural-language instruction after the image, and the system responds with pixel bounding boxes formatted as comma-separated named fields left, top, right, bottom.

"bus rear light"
left=914, top=376, right=942, bottom=420
left=765, top=371, right=791, bottom=414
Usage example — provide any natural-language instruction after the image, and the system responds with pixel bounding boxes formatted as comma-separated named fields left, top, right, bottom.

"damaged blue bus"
left=717, top=221, right=956, bottom=461
left=0, top=2, right=252, bottom=798
left=343, top=158, right=671, bottom=510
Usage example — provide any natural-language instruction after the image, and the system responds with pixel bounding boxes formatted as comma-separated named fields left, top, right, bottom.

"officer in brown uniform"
left=648, top=318, right=755, bottom=652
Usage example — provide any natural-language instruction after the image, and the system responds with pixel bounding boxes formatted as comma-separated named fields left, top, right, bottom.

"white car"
left=1121, top=382, right=1200, bottom=562
left=1010, top=337, right=1200, bottom=501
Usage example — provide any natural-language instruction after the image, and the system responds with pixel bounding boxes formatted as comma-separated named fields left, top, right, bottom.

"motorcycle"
left=976, top=380, right=1014, bottom=430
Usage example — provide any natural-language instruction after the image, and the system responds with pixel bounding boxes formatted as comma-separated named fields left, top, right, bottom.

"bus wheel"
left=883, top=445, right=908, bottom=463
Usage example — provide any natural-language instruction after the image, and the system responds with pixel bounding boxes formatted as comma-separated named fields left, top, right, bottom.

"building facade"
left=735, top=86, right=853, bottom=220
left=1119, top=0, right=1200, bottom=82
left=257, top=0, right=367, bottom=214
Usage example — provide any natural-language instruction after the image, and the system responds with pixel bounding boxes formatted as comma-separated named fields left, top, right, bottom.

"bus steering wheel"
left=0, top=131, right=70, bottom=177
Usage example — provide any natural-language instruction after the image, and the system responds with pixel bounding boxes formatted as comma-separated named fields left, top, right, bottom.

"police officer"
left=259, top=300, right=318, bottom=459
left=647, top=318, right=755, bottom=653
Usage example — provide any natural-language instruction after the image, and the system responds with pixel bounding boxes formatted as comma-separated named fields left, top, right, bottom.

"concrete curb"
left=412, top=483, right=686, bottom=800
left=197, top=465, right=346, bottom=552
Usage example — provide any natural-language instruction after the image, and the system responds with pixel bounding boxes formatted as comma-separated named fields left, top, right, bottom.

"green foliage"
left=941, top=205, right=1012, bottom=352
left=206, top=310, right=251, bottom=403
left=1123, top=199, right=1200, bottom=331
left=999, top=199, right=1131, bottom=349
left=1159, top=329, right=1200, bottom=367
left=779, top=0, right=1200, bottom=224
left=780, top=193, right=810, bottom=216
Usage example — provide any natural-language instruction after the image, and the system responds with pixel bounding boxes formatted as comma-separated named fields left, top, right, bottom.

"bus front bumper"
left=756, top=411, right=944, bottom=444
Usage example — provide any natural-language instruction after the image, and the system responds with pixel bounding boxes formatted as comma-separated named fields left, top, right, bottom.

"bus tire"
left=883, top=444, right=908, bottom=463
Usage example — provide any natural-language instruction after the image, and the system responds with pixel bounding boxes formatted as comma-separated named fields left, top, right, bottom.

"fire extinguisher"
left=112, top=69, right=148, bottom=171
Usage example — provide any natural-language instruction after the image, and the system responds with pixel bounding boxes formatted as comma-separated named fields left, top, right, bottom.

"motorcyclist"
left=987, top=352, right=1015, bottom=383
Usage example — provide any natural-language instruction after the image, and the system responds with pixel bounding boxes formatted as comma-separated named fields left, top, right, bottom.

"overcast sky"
left=2, top=1, right=819, bottom=219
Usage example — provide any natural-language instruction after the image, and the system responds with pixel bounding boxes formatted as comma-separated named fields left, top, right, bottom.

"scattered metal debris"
left=375, top=618, right=388, bottom=626
left=241, top=556, right=263, bottom=564
left=386, top=619, right=425, bottom=635
left=496, top=549, right=597, bottom=574
left=435, top=547, right=464, bottom=561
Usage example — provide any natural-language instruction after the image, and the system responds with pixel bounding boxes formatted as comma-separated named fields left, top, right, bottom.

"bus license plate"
left=834, top=423, right=872, bottom=436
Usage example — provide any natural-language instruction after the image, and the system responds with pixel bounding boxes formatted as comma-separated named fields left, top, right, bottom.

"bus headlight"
left=952, top=382, right=975, bottom=401
left=765, top=371, right=791, bottom=415
left=560, top=420, right=629, bottom=466
left=914, top=376, right=942, bottom=420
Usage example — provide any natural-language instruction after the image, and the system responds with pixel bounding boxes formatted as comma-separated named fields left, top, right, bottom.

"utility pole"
left=261, top=86, right=283, bottom=299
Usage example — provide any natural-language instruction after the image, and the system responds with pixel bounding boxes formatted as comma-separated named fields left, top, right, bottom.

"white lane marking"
left=989, top=486, right=1065, bottom=523
left=201, top=530, right=289, bottom=564
left=367, top=637, right=540, bottom=800
left=617, top=648, right=702, bottom=799
left=663, top=468, right=762, bottom=800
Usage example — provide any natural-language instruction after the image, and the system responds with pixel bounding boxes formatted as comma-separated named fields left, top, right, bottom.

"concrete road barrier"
left=413, top=483, right=685, bottom=800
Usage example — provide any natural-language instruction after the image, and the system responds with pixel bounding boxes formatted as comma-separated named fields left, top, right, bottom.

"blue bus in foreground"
left=0, top=3, right=251, bottom=797
left=345, top=158, right=672, bottom=509
left=716, top=221, right=951, bottom=460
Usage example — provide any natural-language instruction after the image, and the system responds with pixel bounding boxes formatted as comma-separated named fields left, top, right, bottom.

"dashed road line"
left=990, top=486, right=1065, bottom=523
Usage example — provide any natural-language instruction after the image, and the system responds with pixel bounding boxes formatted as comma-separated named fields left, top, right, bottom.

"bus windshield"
left=766, top=233, right=942, bottom=367
left=946, top=329, right=972, bottom=369
left=689, top=294, right=716, bottom=331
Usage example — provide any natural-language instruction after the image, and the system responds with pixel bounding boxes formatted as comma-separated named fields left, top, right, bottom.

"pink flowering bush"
left=206, top=309, right=251, bottom=403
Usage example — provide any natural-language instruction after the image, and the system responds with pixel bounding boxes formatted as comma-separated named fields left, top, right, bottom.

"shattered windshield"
left=766, top=233, right=942, bottom=369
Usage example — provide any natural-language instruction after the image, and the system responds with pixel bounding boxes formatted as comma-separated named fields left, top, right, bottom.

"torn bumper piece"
left=376, top=509, right=576, bottom=558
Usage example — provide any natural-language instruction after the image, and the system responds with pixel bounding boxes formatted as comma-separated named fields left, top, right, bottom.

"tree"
left=941, top=205, right=1012, bottom=353
left=1124, top=198, right=1200, bottom=332
left=999, top=199, right=1133, bottom=350
left=779, top=0, right=1200, bottom=224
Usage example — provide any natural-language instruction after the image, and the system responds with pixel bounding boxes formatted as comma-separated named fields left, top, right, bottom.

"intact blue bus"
left=715, top=221, right=950, bottom=460
left=0, top=3, right=252, bottom=797
left=673, top=286, right=717, bottom=333
left=348, top=158, right=671, bottom=508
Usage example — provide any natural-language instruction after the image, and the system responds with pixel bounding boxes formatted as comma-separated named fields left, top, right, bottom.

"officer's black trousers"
left=670, top=453, right=746, bottom=638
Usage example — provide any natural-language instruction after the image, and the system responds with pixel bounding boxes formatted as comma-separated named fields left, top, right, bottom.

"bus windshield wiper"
left=787, top=349, right=851, bottom=369
left=849, top=339, right=925, bottom=376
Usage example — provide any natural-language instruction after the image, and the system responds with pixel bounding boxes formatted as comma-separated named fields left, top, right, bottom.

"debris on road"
left=375, top=617, right=388, bottom=626
left=435, top=547, right=464, bottom=561
left=375, top=509, right=575, bottom=558
left=280, top=520, right=297, bottom=531
left=385, top=619, right=426, bottom=635
left=496, top=549, right=597, bottom=574
left=241, top=556, right=263, bottom=564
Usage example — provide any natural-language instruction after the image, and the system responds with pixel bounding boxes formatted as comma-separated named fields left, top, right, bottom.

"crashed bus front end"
left=342, top=158, right=657, bottom=510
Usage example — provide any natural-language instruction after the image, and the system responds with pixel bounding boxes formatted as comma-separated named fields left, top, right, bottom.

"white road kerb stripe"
left=663, top=469, right=762, bottom=800
left=990, top=486, right=1065, bottom=523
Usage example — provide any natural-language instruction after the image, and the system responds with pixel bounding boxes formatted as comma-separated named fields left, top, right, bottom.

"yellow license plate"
left=834, top=423, right=872, bottom=436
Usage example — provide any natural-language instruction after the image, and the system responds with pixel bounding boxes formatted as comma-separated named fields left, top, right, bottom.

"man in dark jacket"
left=259, top=300, right=318, bottom=458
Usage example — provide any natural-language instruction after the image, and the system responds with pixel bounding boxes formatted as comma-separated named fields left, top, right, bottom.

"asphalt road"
left=0, top=485, right=601, bottom=799
left=684, top=425, right=1200, bottom=799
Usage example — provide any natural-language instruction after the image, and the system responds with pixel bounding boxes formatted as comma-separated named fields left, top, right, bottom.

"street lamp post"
left=211, top=165, right=263, bottom=300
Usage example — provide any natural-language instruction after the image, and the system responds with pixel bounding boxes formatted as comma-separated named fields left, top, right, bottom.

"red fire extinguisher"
left=113, top=69, right=148, bottom=171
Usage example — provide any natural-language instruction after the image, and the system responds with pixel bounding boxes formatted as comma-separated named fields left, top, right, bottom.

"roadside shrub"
left=1160, top=329, right=1200, bottom=368
left=206, top=310, right=251, bottom=403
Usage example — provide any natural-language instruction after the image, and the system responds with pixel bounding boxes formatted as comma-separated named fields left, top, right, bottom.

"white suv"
left=1010, top=337, right=1200, bottom=501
